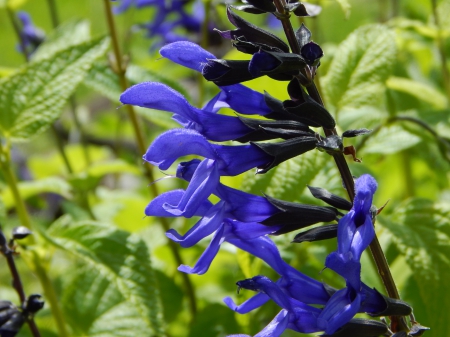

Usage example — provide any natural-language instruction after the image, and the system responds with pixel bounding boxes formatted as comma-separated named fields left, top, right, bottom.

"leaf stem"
left=102, top=0, right=197, bottom=317
left=0, top=143, right=33, bottom=231
left=46, top=0, right=60, bottom=28
left=29, top=250, right=70, bottom=337
left=272, top=0, right=408, bottom=332
left=0, top=144, right=70, bottom=336
left=1, top=233, right=41, bottom=337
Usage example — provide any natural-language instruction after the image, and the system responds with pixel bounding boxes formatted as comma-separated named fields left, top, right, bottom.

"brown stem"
left=1, top=242, right=41, bottom=337
left=102, top=0, right=197, bottom=317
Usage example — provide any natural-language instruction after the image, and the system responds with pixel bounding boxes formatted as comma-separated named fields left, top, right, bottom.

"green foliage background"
left=0, top=0, right=449, bottom=336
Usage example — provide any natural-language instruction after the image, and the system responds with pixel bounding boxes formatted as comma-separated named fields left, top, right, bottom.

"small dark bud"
left=25, top=294, right=44, bottom=314
left=409, top=322, right=430, bottom=336
left=295, top=24, right=312, bottom=49
left=392, top=332, right=408, bottom=337
left=292, top=2, right=322, bottom=17
left=245, top=0, right=276, bottom=13
left=301, top=42, right=323, bottom=66
left=321, top=318, right=388, bottom=337
left=236, top=278, right=259, bottom=293
left=254, top=136, right=317, bottom=174
left=262, top=195, right=339, bottom=234
left=0, top=311, right=25, bottom=337
left=316, top=135, right=344, bottom=154
left=292, top=224, right=338, bottom=243
left=307, top=186, right=353, bottom=210
left=221, top=6, right=289, bottom=53
left=368, top=289, right=412, bottom=317
left=11, top=227, right=32, bottom=240
left=342, top=128, right=372, bottom=138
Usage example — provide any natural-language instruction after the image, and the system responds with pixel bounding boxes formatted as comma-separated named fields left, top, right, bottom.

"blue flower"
left=112, top=0, right=206, bottom=46
left=143, top=128, right=273, bottom=175
left=16, top=11, right=45, bottom=56
left=146, top=159, right=279, bottom=247
left=120, top=82, right=256, bottom=142
left=325, top=174, right=377, bottom=291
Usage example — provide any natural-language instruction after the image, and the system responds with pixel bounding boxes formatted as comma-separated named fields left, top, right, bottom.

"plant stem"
left=46, top=0, right=60, bottom=27
left=102, top=0, right=197, bottom=317
left=1, top=239, right=41, bottom=337
left=272, top=0, right=408, bottom=332
left=6, top=6, right=29, bottom=62
left=30, top=250, right=69, bottom=337
left=0, top=144, right=33, bottom=232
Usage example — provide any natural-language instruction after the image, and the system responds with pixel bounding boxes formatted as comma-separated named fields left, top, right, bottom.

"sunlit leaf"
left=387, top=76, right=448, bottom=109
left=33, top=19, right=91, bottom=62
left=43, top=216, right=165, bottom=336
left=322, top=25, right=396, bottom=111
left=379, top=199, right=450, bottom=335
left=361, top=124, right=422, bottom=154
left=1, top=177, right=72, bottom=209
left=0, top=36, right=109, bottom=141
left=335, top=0, right=351, bottom=18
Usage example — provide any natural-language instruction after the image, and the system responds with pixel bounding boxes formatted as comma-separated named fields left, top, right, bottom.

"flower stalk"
left=102, top=0, right=198, bottom=316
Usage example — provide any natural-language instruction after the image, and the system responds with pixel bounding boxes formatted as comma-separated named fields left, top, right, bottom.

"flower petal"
left=223, top=292, right=270, bottom=314
left=166, top=200, right=226, bottom=247
left=178, top=224, right=226, bottom=274
left=318, top=288, right=361, bottom=334
left=143, top=129, right=217, bottom=169
left=254, top=309, right=290, bottom=337
left=160, top=41, right=215, bottom=72
left=164, top=159, right=219, bottom=217
left=145, top=189, right=213, bottom=217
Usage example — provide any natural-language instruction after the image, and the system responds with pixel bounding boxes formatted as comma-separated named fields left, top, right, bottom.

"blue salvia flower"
left=112, top=0, right=205, bottom=46
left=16, top=11, right=45, bottom=56
left=146, top=159, right=280, bottom=246
left=325, top=174, right=377, bottom=291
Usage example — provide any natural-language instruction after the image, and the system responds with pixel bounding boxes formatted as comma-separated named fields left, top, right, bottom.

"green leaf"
left=33, top=19, right=91, bottom=62
left=360, top=124, right=422, bottom=154
left=43, top=217, right=165, bottom=336
left=386, top=76, right=448, bottom=109
left=84, top=63, right=182, bottom=129
left=188, top=304, right=240, bottom=337
left=1, top=177, right=72, bottom=209
left=84, top=62, right=122, bottom=102
left=379, top=199, right=450, bottom=334
left=322, top=25, right=397, bottom=111
left=0, top=36, right=109, bottom=142
left=335, top=0, right=351, bottom=18
left=242, top=150, right=329, bottom=202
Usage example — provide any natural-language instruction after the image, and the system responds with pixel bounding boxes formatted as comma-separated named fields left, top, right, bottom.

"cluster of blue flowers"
left=121, top=40, right=410, bottom=336
left=112, top=0, right=206, bottom=47
left=15, top=11, right=45, bottom=56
